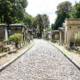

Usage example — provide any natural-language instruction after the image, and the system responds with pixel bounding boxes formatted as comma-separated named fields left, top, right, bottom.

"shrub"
left=16, top=50, right=19, bottom=53
left=74, top=33, right=80, bottom=46
left=74, top=33, right=80, bottom=42
left=45, top=27, right=52, bottom=32
left=0, top=47, right=2, bottom=53
left=78, top=48, right=80, bottom=54
left=7, top=33, right=23, bottom=44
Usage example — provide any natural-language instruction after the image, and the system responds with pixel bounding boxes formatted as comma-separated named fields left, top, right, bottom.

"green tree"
left=42, top=14, right=50, bottom=30
left=35, top=14, right=44, bottom=37
left=35, top=14, right=50, bottom=37
left=15, top=0, right=28, bottom=23
left=56, top=1, right=72, bottom=15
left=51, top=24, right=55, bottom=30
left=24, top=13, right=34, bottom=29
left=0, top=0, right=28, bottom=24
left=54, top=11, right=70, bottom=30
left=0, top=0, right=12, bottom=24
left=32, top=19, right=37, bottom=32
left=70, top=2, right=80, bottom=18
left=45, top=27, right=52, bottom=32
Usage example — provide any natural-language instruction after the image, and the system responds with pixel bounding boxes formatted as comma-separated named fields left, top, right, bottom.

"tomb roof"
left=10, top=24, right=25, bottom=27
left=65, top=18, right=80, bottom=21
left=0, top=24, right=7, bottom=26
left=52, top=30, right=59, bottom=33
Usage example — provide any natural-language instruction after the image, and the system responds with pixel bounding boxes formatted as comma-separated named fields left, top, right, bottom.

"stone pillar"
left=22, top=28, right=24, bottom=41
left=64, top=31, right=66, bottom=45
left=4, top=27, right=8, bottom=41
left=25, top=30, right=27, bottom=41
left=8, top=30, right=11, bottom=38
left=60, top=31, right=61, bottom=43
left=50, top=33, right=52, bottom=41
left=53, top=33, right=55, bottom=40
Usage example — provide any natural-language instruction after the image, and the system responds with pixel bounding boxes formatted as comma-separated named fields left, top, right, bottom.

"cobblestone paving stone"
left=0, top=39, right=80, bottom=80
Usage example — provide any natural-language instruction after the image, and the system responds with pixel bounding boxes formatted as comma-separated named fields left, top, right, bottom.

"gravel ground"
left=0, top=39, right=80, bottom=80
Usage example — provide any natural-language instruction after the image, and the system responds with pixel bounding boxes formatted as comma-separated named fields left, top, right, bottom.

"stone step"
left=8, top=49, right=17, bottom=54
left=3, top=45, right=16, bottom=51
left=0, top=53, right=7, bottom=58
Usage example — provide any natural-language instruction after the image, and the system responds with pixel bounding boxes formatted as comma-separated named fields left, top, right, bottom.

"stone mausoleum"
left=51, top=30, right=59, bottom=42
left=10, top=24, right=27, bottom=43
left=0, top=24, right=8, bottom=47
left=59, top=18, right=80, bottom=45
left=0, top=23, right=33, bottom=49
left=43, top=30, right=59, bottom=42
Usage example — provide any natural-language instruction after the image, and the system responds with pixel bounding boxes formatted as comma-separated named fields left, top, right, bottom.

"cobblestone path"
left=0, top=39, right=80, bottom=80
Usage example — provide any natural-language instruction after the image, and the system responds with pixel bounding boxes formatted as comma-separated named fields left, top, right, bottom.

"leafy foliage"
left=42, top=14, right=50, bottom=29
left=24, top=13, right=34, bottom=29
left=35, top=14, right=44, bottom=34
left=45, top=27, right=52, bottom=32
left=74, top=33, right=80, bottom=42
left=74, top=32, right=80, bottom=46
left=7, top=33, right=23, bottom=44
left=51, top=24, right=55, bottom=30
left=56, top=1, right=72, bottom=14
left=0, top=0, right=28, bottom=24
left=32, top=18, right=37, bottom=32
left=35, top=14, right=50, bottom=36
left=54, top=11, right=70, bottom=30
left=70, top=2, right=80, bottom=18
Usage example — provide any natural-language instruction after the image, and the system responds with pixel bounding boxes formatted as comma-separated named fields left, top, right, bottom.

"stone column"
left=60, top=31, right=61, bottom=43
left=4, top=27, right=8, bottom=41
left=53, top=33, right=55, bottom=40
left=50, top=33, right=52, bottom=41
left=22, top=28, right=26, bottom=45
left=22, top=28, right=24, bottom=41
left=8, top=30, right=11, bottom=37
left=64, top=31, right=66, bottom=45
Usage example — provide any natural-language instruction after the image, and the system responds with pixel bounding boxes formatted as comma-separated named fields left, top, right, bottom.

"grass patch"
left=66, top=47, right=73, bottom=52
left=7, top=49, right=9, bottom=54
left=16, top=50, right=19, bottom=53
left=32, top=39, right=34, bottom=42
left=38, top=37, right=42, bottom=39
left=70, top=50, right=72, bottom=52
left=57, top=49, right=60, bottom=51
left=78, top=48, right=80, bottom=54
left=0, top=48, right=3, bottom=53
left=63, top=53, right=66, bottom=56
left=21, top=40, right=34, bottom=50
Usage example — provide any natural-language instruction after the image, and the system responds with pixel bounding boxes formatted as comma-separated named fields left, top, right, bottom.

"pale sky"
left=26, top=0, right=80, bottom=26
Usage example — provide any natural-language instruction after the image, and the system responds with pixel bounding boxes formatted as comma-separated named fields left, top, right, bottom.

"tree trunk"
left=4, top=15, right=5, bottom=23
left=1, top=15, right=2, bottom=23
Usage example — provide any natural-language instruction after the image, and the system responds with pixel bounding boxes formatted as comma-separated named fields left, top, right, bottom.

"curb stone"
left=48, top=41, right=80, bottom=70
left=0, top=43, right=35, bottom=72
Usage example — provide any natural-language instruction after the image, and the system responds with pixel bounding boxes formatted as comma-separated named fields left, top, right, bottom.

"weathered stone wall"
left=48, top=33, right=52, bottom=41
left=0, top=42, right=4, bottom=47
left=66, top=20, right=80, bottom=24
left=63, top=18, right=80, bottom=45
left=67, top=25, right=80, bottom=44
left=55, top=34, right=59, bottom=40
left=0, top=26, right=5, bottom=40
left=43, top=33, right=47, bottom=39
left=11, top=27, right=22, bottom=35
